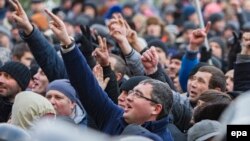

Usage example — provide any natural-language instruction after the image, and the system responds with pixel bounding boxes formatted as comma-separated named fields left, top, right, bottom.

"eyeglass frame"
left=128, top=90, right=158, bottom=104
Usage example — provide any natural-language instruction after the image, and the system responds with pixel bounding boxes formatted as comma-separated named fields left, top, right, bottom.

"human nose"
left=126, top=93, right=134, bottom=102
left=0, top=75, right=5, bottom=84
left=118, top=93, right=126, bottom=102
left=33, top=72, right=39, bottom=80
left=48, top=97, right=56, bottom=105
left=190, top=80, right=197, bottom=88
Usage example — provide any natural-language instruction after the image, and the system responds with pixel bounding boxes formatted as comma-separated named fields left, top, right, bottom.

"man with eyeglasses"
left=58, top=17, right=174, bottom=141
left=10, top=0, right=174, bottom=139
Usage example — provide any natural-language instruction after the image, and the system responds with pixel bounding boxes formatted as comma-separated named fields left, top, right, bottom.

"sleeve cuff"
left=61, top=44, right=76, bottom=54
left=185, top=50, right=199, bottom=60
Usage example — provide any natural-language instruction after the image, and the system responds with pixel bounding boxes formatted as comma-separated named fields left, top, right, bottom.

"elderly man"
left=46, top=79, right=87, bottom=127
left=10, top=1, right=173, bottom=140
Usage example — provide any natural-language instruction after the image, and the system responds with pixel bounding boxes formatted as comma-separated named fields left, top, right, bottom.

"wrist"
left=61, top=37, right=72, bottom=46
left=145, top=67, right=158, bottom=75
left=24, top=24, right=34, bottom=35
left=100, top=62, right=110, bottom=67
left=61, top=37, right=75, bottom=49
left=132, top=41, right=144, bottom=52
left=188, top=44, right=199, bottom=51
left=119, top=40, right=133, bottom=55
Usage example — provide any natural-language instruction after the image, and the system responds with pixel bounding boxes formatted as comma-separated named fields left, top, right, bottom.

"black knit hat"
left=120, top=76, right=150, bottom=92
left=0, top=62, right=31, bottom=91
left=209, top=13, right=224, bottom=25
left=148, top=39, right=168, bottom=56
left=171, top=52, right=184, bottom=61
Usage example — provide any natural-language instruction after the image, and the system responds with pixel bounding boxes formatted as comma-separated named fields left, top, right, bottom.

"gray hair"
left=139, top=79, right=173, bottom=119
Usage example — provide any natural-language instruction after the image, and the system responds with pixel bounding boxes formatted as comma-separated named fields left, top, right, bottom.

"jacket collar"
left=142, top=116, right=171, bottom=133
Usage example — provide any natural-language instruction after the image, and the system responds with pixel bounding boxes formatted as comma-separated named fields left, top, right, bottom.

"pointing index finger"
left=44, top=9, right=61, bottom=24
left=205, top=21, right=211, bottom=33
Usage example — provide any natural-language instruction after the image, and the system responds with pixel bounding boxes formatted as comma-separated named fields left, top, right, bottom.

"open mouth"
left=32, top=81, right=39, bottom=89
left=0, top=86, right=6, bottom=91
left=190, top=91, right=197, bottom=97
left=124, top=104, right=132, bottom=112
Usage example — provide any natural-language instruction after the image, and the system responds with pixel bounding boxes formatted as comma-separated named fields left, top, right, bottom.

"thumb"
left=49, top=23, right=60, bottom=34
left=95, top=49, right=103, bottom=58
left=104, top=77, right=110, bottom=85
left=151, top=46, right=158, bottom=58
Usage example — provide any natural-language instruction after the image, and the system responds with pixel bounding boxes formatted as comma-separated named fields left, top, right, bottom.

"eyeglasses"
left=128, top=90, right=158, bottom=104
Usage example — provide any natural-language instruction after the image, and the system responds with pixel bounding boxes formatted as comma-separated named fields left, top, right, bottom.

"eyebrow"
left=197, top=77, right=206, bottom=83
left=134, top=89, right=144, bottom=95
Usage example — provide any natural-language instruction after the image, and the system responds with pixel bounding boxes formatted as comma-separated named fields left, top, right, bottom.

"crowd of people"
left=0, top=0, right=250, bottom=141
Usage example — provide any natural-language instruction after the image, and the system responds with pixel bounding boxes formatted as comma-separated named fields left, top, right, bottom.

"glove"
left=199, top=45, right=212, bottom=62
left=75, top=25, right=97, bottom=56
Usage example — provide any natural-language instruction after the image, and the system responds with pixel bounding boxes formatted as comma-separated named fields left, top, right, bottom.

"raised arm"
left=141, top=47, right=176, bottom=90
left=108, top=14, right=144, bottom=76
left=92, top=36, right=119, bottom=104
left=179, top=22, right=211, bottom=92
left=44, top=9, right=123, bottom=130
left=10, top=0, right=67, bottom=82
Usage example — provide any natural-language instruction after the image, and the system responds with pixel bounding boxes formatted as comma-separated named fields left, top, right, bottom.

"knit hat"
left=0, top=61, right=31, bottom=91
left=90, top=24, right=116, bottom=46
left=183, top=21, right=197, bottom=32
left=147, top=39, right=168, bottom=56
left=47, top=79, right=77, bottom=102
left=171, top=52, right=184, bottom=61
left=209, top=37, right=226, bottom=51
left=84, top=2, right=98, bottom=17
left=209, top=37, right=226, bottom=59
left=209, top=13, right=224, bottom=25
left=225, top=22, right=239, bottom=32
left=188, top=120, right=222, bottom=141
left=120, top=76, right=150, bottom=92
left=182, top=5, right=196, bottom=20
left=104, top=5, right=122, bottom=20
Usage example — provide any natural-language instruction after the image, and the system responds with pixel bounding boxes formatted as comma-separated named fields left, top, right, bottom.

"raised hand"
left=44, top=9, right=71, bottom=46
left=189, top=22, right=211, bottom=51
left=108, top=14, right=127, bottom=43
left=78, top=25, right=95, bottom=55
left=141, top=47, right=159, bottom=75
left=92, top=36, right=109, bottom=67
left=9, top=0, right=33, bottom=35
left=92, top=64, right=110, bottom=90
left=123, top=18, right=138, bottom=44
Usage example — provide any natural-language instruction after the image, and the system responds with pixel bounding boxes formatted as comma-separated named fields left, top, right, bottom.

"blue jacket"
left=20, top=27, right=68, bottom=82
left=179, top=51, right=199, bottom=92
left=20, top=28, right=88, bottom=126
left=61, top=46, right=173, bottom=141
